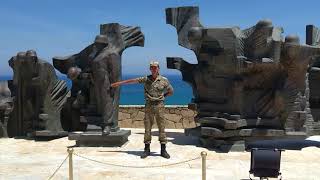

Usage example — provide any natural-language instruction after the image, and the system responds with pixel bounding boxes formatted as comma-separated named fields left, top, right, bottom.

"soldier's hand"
left=111, top=82, right=119, bottom=88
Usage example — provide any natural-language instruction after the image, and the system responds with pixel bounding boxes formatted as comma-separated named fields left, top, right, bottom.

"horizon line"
left=0, top=73, right=182, bottom=77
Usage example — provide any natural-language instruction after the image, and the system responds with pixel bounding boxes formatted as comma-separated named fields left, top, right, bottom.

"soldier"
left=111, top=61, right=174, bottom=159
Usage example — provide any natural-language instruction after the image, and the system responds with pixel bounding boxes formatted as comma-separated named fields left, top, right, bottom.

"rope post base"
left=201, top=151, right=207, bottom=180
left=67, top=148, right=74, bottom=180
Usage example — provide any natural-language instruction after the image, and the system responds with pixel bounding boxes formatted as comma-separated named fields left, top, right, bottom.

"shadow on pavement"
left=136, top=131, right=201, bottom=146
left=97, top=150, right=158, bottom=157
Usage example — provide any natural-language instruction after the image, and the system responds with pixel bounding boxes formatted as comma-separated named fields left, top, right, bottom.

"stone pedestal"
left=69, top=129, right=131, bottom=147
left=187, top=127, right=308, bottom=152
left=33, top=130, right=68, bottom=140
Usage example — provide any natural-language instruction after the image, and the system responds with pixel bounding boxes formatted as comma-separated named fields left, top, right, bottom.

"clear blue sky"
left=1, top=0, right=320, bottom=76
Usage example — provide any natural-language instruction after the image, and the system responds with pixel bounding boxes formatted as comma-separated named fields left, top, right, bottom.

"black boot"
left=141, top=144, right=150, bottom=159
left=160, top=144, right=170, bottom=159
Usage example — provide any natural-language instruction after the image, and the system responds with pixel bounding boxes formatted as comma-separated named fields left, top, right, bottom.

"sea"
left=0, top=74, right=193, bottom=105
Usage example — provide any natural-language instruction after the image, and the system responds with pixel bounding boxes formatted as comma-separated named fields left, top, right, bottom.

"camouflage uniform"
left=136, top=75, right=173, bottom=144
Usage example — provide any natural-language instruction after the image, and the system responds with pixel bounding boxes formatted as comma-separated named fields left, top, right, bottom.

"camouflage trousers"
left=144, top=101, right=167, bottom=144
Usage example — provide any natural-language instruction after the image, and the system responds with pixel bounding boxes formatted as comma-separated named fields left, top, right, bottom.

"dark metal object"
left=249, top=148, right=282, bottom=179
left=165, top=6, right=320, bottom=147
left=53, top=23, right=144, bottom=133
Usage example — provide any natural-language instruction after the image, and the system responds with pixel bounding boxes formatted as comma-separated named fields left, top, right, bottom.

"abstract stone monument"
left=53, top=23, right=144, bottom=146
left=0, top=81, right=13, bottom=137
left=166, top=6, right=320, bottom=149
left=306, top=25, right=320, bottom=134
left=7, top=50, right=69, bottom=138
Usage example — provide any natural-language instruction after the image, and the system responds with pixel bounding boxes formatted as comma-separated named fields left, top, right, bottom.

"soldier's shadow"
left=135, top=130, right=237, bottom=153
left=97, top=150, right=158, bottom=157
left=136, top=131, right=201, bottom=146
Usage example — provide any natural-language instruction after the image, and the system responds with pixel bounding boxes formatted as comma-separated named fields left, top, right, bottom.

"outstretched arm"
left=111, top=78, right=139, bottom=87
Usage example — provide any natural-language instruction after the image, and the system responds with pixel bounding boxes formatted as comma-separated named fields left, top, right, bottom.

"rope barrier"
left=47, top=154, right=69, bottom=180
left=73, top=151, right=201, bottom=168
left=46, top=149, right=206, bottom=180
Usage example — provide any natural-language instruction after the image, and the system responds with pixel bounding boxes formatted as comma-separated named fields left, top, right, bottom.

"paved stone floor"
left=0, top=128, right=320, bottom=180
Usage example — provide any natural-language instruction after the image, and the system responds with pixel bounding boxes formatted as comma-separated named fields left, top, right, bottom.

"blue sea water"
left=119, top=74, right=193, bottom=105
left=0, top=74, right=193, bottom=105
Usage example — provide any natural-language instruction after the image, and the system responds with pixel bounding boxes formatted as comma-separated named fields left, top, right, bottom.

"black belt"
left=146, top=100, right=163, bottom=105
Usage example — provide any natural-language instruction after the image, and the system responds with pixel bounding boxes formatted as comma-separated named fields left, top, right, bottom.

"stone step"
left=201, top=127, right=286, bottom=138
left=68, top=129, right=131, bottom=147
left=198, top=117, right=282, bottom=129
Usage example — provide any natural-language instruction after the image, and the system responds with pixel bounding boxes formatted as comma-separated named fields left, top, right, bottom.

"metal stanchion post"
left=201, top=151, right=207, bottom=180
left=67, top=148, right=74, bottom=180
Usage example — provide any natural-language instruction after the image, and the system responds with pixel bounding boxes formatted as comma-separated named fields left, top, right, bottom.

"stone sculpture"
left=166, top=6, right=320, bottom=148
left=7, top=50, right=68, bottom=137
left=53, top=23, right=144, bottom=136
left=0, top=81, right=13, bottom=137
left=306, top=25, right=320, bottom=134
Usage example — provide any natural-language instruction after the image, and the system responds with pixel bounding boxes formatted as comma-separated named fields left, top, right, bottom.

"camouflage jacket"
left=136, top=75, right=173, bottom=102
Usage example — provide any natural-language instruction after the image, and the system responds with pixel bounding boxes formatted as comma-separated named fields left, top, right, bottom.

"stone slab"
left=184, top=126, right=201, bottom=137
left=285, top=131, right=307, bottom=139
left=69, top=129, right=131, bottom=147
left=201, top=127, right=223, bottom=137
left=201, top=127, right=286, bottom=138
left=200, top=137, right=246, bottom=152
left=199, top=117, right=282, bottom=130
left=199, top=128, right=308, bottom=151
left=34, top=130, right=68, bottom=140
left=199, top=117, right=238, bottom=129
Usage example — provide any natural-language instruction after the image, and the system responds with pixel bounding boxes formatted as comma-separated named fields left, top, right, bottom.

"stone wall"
left=118, top=105, right=197, bottom=129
